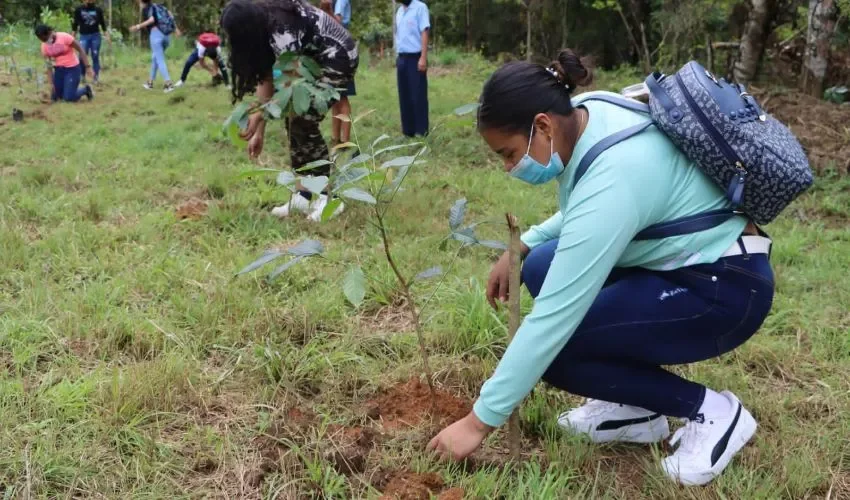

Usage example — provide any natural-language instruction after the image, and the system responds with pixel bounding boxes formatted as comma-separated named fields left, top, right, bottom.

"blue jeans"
left=396, top=53, right=428, bottom=137
left=79, top=33, right=102, bottom=77
left=522, top=239, right=775, bottom=419
left=52, top=64, right=87, bottom=102
left=149, top=28, right=171, bottom=82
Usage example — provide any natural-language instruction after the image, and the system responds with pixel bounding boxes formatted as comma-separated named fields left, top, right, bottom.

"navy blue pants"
left=522, top=239, right=775, bottom=419
left=180, top=48, right=229, bottom=83
left=396, top=53, right=429, bottom=137
left=79, top=33, right=102, bottom=77
left=52, top=65, right=87, bottom=102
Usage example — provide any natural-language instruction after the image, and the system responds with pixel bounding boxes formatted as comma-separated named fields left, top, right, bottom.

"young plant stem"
left=505, top=213, right=523, bottom=462
left=373, top=205, right=436, bottom=399
left=10, top=55, right=23, bottom=93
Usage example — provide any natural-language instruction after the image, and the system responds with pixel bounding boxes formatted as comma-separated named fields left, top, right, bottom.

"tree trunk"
left=465, top=0, right=471, bottom=51
left=733, top=0, right=777, bottom=85
left=525, top=0, right=533, bottom=62
left=801, top=0, right=838, bottom=97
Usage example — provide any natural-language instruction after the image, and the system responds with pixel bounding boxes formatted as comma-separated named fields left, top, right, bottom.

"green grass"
left=1, top=47, right=848, bottom=499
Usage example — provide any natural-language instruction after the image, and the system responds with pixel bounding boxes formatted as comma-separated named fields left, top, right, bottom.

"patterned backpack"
left=152, top=3, right=176, bottom=36
left=575, top=60, right=813, bottom=240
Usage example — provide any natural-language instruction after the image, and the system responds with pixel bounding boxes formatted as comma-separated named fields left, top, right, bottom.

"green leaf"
left=451, top=231, right=478, bottom=246
left=276, top=171, right=296, bottom=186
left=341, top=154, right=373, bottom=169
left=332, top=167, right=371, bottom=190
left=227, top=121, right=247, bottom=147
left=341, top=187, right=377, bottom=204
left=449, top=198, right=468, bottom=230
left=277, top=52, right=297, bottom=67
left=238, top=168, right=279, bottom=179
left=373, top=143, right=421, bottom=156
left=313, top=96, right=328, bottom=115
left=297, top=160, right=334, bottom=173
left=225, top=101, right=251, bottom=130
left=287, top=239, right=324, bottom=256
left=300, top=56, right=322, bottom=78
left=321, top=198, right=343, bottom=221
left=267, top=255, right=305, bottom=280
left=297, top=64, right=316, bottom=82
left=371, top=134, right=390, bottom=149
left=415, top=266, right=443, bottom=280
left=343, top=265, right=367, bottom=307
left=265, top=101, right=282, bottom=119
left=478, top=240, right=509, bottom=251
left=454, top=103, right=480, bottom=116
left=237, top=250, right=285, bottom=275
left=276, top=85, right=293, bottom=110
left=332, top=142, right=358, bottom=153
left=380, top=155, right=419, bottom=169
left=293, top=85, right=311, bottom=115
left=301, top=176, right=329, bottom=194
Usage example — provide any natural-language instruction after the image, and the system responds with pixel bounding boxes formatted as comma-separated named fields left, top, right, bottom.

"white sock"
left=698, top=389, right=732, bottom=417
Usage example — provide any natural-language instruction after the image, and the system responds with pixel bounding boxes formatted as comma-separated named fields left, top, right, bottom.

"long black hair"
left=221, top=0, right=279, bottom=103
left=477, top=49, right=594, bottom=135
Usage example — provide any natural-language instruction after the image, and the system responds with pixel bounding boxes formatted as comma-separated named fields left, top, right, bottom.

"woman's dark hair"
left=34, top=24, right=53, bottom=39
left=477, top=49, right=594, bottom=134
left=221, top=0, right=278, bottom=103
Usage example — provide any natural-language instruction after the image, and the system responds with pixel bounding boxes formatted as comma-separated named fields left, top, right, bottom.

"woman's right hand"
left=486, top=251, right=512, bottom=310
left=241, top=113, right=266, bottom=159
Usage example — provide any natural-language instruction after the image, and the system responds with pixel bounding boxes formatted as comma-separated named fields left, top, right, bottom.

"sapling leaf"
left=371, top=134, right=390, bottom=149
left=332, top=142, right=358, bottom=152
left=313, top=96, right=328, bottom=115
left=334, top=114, right=352, bottom=123
left=415, top=266, right=443, bottom=280
left=380, top=155, right=419, bottom=169
left=287, top=239, right=324, bottom=256
left=451, top=232, right=478, bottom=245
left=373, top=143, right=421, bottom=157
left=332, top=167, right=371, bottom=190
left=265, top=101, right=282, bottom=119
left=276, top=171, right=296, bottom=186
left=296, top=64, right=316, bottom=82
left=343, top=265, right=367, bottom=307
left=454, top=103, right=480, bottom=116
left=352, top=109, right=375, bottom=123
left=341, top=153, right=373, bottom=169
left=293, top=85, right=311, bottom=115
left=301, top=176, right=329, bottom=194
left=228, top=122, right=247, bottom=147
left=478, top=240, right=509, bottom=250
left=238, top=168, right=279, bottom=179
left=341, top=187, right=377, bottom=204
left=277, top=52, right=297, bottom=67
left=267, top=255, right=305, bottom=280
left=276, top=85, right=293, bottom=110
left=321, top=198, right=343, bottom=221
left=300, top=56, right=322, bottom=78
left=237, top=250, right=285, bottom=275
left=296, top=160, right=334, bottom=173
left=449, top=198, right=468, bottom=230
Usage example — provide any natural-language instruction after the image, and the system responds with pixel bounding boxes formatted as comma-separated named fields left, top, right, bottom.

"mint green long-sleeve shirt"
left=472, top=91, right=748, bottom=428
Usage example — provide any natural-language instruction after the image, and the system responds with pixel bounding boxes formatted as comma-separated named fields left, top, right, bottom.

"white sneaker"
left=174, top=80, right=185, bottom=88
left=307, top=194, right=344, bottom=222
left=142, top=81, right=154, bottom=90
left=662, top=391, right=757, bottom=486
left=557, top=399, right=670, bottom=444
left=163, top=82, right=176, bottom=93
left=270, top=194, right=311, bottom=218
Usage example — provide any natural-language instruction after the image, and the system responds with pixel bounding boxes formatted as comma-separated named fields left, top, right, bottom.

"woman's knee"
left=521, top=239, right=558, bottom=298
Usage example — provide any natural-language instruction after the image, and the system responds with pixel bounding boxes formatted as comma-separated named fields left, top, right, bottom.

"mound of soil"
left=754, top=87, right=850, bottom=174
left=367, top=378, right=471, bottom=430
left=325, top=425, right=377, bottom=475
left=377, top=471, right=445, bottom=500
left=175, top=198, right=209, bottom=220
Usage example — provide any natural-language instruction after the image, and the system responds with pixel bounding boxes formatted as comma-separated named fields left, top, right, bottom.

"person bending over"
left=36, top=24, right=94, bottom=103
left=174, top=32, right=230, bottom=89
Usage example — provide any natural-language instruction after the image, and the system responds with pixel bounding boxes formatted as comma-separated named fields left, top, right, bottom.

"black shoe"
left=85, top=85, right=94, bottom=101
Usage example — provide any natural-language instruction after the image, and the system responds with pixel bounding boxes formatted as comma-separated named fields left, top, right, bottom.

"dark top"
left=267, top=0, right=358, bottom=87
left=72, top=5, right=107, bottom=35
left=141, top=5, right=157, bottom=33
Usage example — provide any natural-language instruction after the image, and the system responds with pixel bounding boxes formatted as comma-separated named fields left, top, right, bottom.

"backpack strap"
left=573, top=97, right=742, bottom=241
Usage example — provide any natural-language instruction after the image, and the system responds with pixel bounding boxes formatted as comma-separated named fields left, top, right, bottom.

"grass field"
left=1, top=46, right=849, bottom=499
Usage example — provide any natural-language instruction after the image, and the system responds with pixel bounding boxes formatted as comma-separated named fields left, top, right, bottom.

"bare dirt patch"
left=378, top=470, right=445, bottom=500
left=366, top=378, right=472, bottom=430
left=325, top=425, right=378, bottom=475
left=176, top=198, right=209, bottom=220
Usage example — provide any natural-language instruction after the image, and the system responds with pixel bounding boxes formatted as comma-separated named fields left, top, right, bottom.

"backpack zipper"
left=674, top=72, right=746, bottom=175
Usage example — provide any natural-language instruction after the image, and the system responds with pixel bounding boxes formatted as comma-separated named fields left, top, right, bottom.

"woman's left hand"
left=129, top=24, right=138, bottom=33
left=427, top=411, right=493, bottom=461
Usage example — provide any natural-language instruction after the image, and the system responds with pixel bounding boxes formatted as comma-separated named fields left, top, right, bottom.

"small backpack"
left=576, top=60, right=813, bottom=240
left=152, top=3, right=176, bottom=36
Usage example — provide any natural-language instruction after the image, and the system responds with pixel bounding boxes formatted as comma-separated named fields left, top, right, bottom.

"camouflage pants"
left=285, top=110, right=331, bottom=178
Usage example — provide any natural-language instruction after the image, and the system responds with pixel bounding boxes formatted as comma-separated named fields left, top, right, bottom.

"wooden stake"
left=505, top=213, right=522, bottom=462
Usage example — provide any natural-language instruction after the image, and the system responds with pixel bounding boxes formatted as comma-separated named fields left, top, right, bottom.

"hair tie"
left=545, top=66, right=572, bottom=91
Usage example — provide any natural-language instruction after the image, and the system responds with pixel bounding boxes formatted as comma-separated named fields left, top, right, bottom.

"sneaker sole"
left=559, top=415, right=671, bottom=444
left=663, top=408, right=757, bottom=486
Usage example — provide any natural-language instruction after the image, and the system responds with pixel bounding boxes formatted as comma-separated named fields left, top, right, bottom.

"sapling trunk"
left=374, top=206, right=436, bottom=401
left=505, top=213, right=522, bottom=461
left=9, top=55, right=23, bottom=93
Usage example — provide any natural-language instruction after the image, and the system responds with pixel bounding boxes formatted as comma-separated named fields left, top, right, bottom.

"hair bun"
left=549, top=49, right=594, bottom=90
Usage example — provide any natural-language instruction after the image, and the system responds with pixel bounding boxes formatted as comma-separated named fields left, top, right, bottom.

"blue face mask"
left=509, top=124, right=565, bottom=185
